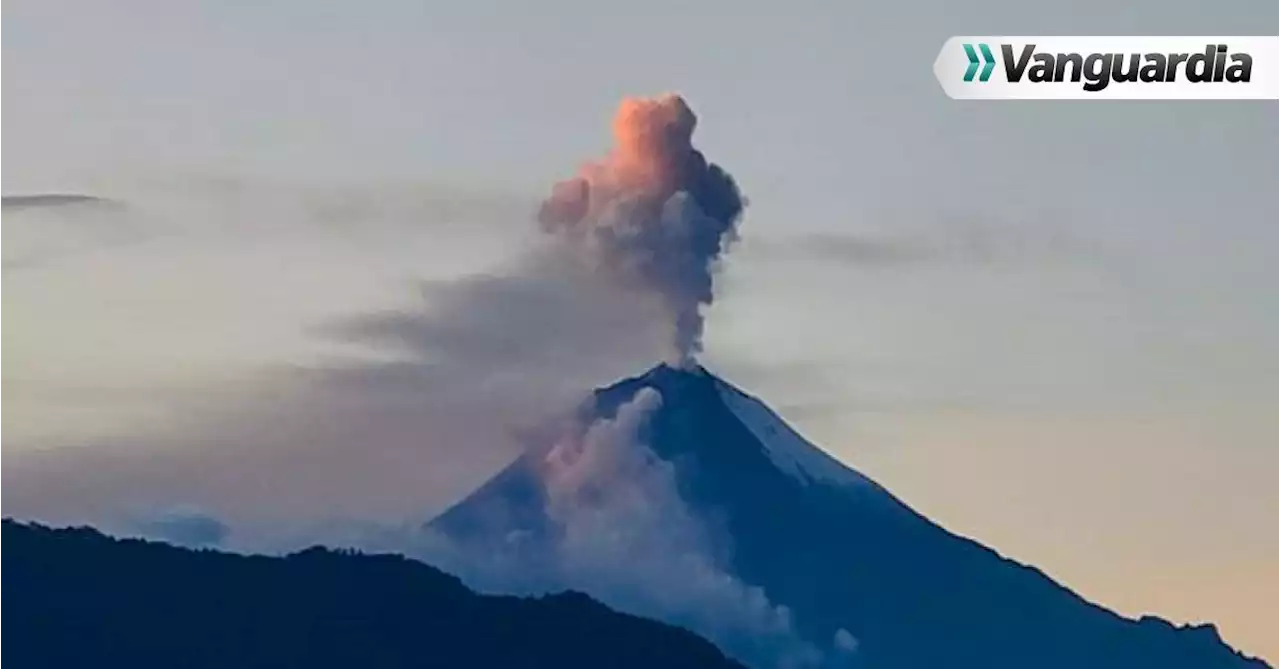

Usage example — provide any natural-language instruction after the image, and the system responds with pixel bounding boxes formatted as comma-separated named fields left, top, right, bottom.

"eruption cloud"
left=538, top=94, right=745, bottom=367
left=391, top=390, right=834, bottom=668
left=536, top=389, right=825, bottom=668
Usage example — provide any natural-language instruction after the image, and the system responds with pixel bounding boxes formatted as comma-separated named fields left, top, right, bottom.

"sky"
left=2, top=0, right=1276, bottom=662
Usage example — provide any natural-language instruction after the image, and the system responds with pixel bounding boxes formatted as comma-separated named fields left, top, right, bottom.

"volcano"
left=430, top=364, right=1266, bottom=668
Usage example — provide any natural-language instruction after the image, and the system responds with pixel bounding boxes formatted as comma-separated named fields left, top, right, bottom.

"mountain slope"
left=3, top=519, right=746, bottom=669
left=432, top=363, right=1269, bottom=669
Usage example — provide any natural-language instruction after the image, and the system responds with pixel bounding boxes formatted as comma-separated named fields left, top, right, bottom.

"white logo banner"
left=934, top=37, right=1279, bottom=100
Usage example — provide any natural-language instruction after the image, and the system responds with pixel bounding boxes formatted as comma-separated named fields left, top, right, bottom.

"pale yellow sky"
left=822, top=405, right=1276, bottom=661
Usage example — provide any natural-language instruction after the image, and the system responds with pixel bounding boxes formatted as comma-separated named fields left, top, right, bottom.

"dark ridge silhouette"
left=434, top=363, right=1271, bottom=669
left=2, top=520, right=746, bottom=669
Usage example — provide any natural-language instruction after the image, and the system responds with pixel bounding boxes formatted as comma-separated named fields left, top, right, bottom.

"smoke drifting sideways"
left=4, top=98, right=744, bottom=542
left=538, top=94, right=745, bottom=368
left=3, top=249, right=674, bottom=545
left=6, top=96, right=808, bottom=663
left=412, top=389, right=837, bottom=669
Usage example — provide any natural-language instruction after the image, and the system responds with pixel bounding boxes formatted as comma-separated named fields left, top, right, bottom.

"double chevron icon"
left=936, top=37, right=1276, bottom=99
left=963, top=43, right=996, bottom=82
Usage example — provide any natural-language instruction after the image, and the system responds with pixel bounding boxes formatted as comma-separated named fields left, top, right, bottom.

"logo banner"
left=934, top=37, right=1279, bottom=99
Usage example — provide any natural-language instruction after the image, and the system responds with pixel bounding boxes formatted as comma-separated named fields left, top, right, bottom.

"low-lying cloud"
left=131, top=507, right=229, bottom=548
left=743, top=220, right=1100, bottom=268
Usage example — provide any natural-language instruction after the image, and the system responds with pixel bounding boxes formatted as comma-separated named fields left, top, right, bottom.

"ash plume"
left=536, top=389, right=826, bottom=668
left=538, top=94, right=745, bottom=367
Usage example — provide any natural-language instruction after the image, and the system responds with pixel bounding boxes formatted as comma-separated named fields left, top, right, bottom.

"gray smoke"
left=538, top=94, right=745, bottom=367
left=535, top=388, right=826, bottom=668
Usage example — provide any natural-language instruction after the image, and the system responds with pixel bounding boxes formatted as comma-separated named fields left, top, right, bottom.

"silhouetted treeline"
left=3, top=520, right=746, bottom=669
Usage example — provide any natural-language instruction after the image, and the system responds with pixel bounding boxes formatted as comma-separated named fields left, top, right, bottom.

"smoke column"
left=538, top=94, right=745, bottom=367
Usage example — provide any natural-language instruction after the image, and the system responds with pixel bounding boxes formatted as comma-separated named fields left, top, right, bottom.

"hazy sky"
left=3, top=1, right=1276, bottom=662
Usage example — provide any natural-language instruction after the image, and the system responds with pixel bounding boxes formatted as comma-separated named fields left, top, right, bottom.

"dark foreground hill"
left=3, top=520, right=746, bottom=669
